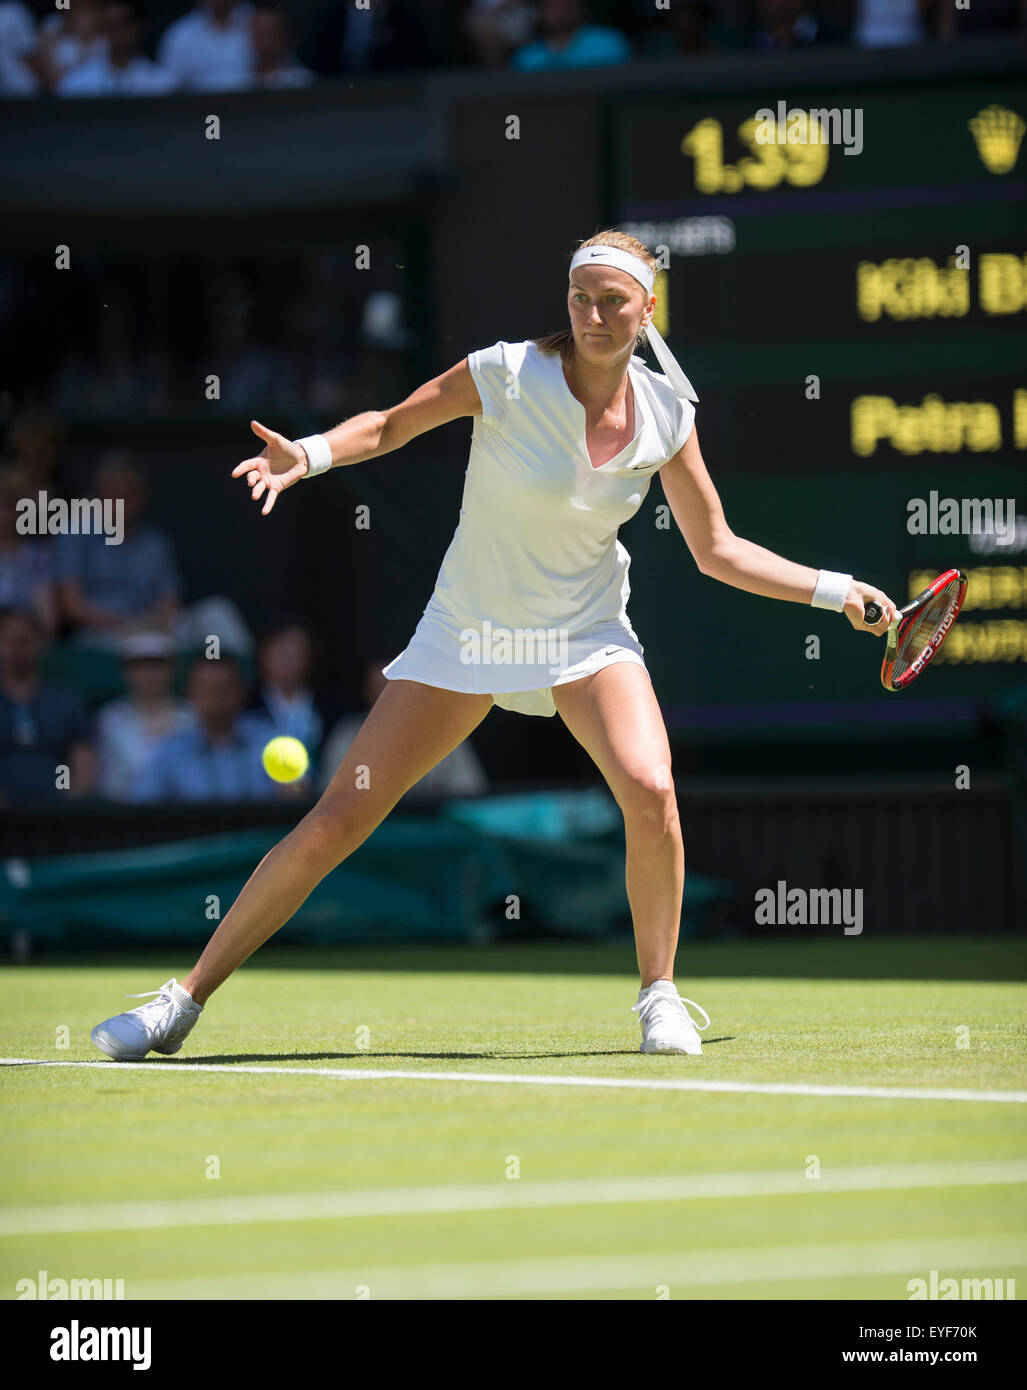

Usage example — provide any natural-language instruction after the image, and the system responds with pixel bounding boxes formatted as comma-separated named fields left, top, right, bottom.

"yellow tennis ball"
left=262, top=735, right=309, bottom=783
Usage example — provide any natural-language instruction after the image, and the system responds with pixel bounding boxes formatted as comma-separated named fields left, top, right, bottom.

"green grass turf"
left=1, top=939, right=1025, bottom=1300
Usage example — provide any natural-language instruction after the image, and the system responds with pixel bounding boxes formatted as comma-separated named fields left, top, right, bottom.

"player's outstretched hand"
left=231, top=420, right=310, bottom=516
left=844, top=580, right=899, bottom=635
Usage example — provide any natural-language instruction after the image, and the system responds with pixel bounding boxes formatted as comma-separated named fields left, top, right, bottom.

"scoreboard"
left=611, top=79, right=1026, bottom=730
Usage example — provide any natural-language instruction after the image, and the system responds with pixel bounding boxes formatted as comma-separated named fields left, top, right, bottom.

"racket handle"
left=863, top=601, right=882, bottom=624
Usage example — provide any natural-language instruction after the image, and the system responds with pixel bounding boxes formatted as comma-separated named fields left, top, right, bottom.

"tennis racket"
left=862, top=569, right=967, bottom=691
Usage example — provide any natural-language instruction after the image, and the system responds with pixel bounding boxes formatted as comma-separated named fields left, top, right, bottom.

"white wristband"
left=295, top=434, right=332, bottom=478
left=811, top=570, right=853, bottom=612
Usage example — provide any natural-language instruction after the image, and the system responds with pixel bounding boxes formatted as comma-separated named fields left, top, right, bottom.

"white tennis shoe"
left=91, top=978, right=202, bottom=1061
left=633, top=981, right=710, bottom=1056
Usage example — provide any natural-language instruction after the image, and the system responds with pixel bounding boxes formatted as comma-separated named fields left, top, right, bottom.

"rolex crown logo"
left=968, top=104, right=1025, bottom=175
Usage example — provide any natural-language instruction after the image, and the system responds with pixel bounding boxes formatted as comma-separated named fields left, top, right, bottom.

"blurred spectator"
left=95, top=630, right=194, bottom=801
left=0, top=1, right=38, bottom=95
left=750, top=0, right=846, bottom=46
left=131, top=654, right=280, bottom=801
left=301, top=0, right=373, bottom=73
left=250, top=5, right=313, bottom=89
left=7, top=413, right=67, bottom=495
left=301, top=0, right=465, bottom=76
left=248, top=618, right=327, bottom=767
left=169, top=596, right=255, bottom=660
left=58, top=1, right=177, bottom=97
left=320, top=658, right=488, bottom=803
left=157, top=0, right=254, bottom=92
left=635, top=0, right=741, bottom=54
left=0, top=606, right=96, bottom=805
left=0, top=465, right=57, bottom=638
left=35, top=0, right=107, bottom=92
left=510, top=0, right=633, bottom=68
left=464, top=0, right=538, bottom=66
left=55, top=453, right=181, bottom=648
left=46, top=448, right=251, bottom=656
left=360, top=290, right=412, bottom=351
left=852, top=0, right=926, bottom=45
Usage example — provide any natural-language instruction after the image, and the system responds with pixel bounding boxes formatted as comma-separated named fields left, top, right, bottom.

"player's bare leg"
left=183, top=680, right=494, bottom=1003
left=91, top=681, right=492, bottom=1058
left=553, top=661, right=682, bottom=982
left=553, top=662, right=708, bottom=1054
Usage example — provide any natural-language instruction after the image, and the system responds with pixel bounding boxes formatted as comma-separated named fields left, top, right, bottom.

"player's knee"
left=302, top=794, right=380, bottom=864
left=619, top=770, right=679, bottom=834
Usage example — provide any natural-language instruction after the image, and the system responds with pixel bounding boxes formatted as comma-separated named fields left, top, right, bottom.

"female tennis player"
left=91, top=230, right=899, bottom=1061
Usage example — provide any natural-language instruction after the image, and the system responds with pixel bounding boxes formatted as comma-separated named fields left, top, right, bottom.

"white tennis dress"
left=382, top=339, right=696, bottom=717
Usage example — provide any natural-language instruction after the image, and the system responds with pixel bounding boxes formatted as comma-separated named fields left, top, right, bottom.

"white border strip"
left=2, top=1161, right=1025, bottom=1238
left=2, top=1057, right=1025, bottom=1103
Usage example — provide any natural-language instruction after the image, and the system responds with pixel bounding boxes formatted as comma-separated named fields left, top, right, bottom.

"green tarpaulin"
left=0, top=792, right=735, bottom=948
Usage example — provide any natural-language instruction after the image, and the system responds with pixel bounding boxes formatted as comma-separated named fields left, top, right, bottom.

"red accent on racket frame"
left=881, top=568, right=968, bottom=692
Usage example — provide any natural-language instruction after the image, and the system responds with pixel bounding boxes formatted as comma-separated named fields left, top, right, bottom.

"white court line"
left=130, top=1235, right=1027, bottom=1300
left=3, top=1057, right=1026, bottom=1103
left=2, top=1161, right=1025, bottom=1238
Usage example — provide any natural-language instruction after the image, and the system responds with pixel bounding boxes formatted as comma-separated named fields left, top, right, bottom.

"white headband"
left=568, top=246, right=698, bottom=403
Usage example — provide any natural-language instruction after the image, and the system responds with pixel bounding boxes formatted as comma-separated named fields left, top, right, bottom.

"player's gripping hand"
left=844, top=580, right=899, bottom=635
left=231, top=420, right=310, bottom=516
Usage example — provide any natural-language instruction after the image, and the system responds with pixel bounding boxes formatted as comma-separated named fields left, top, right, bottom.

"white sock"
left=171, top=981, right=201, bottom=1012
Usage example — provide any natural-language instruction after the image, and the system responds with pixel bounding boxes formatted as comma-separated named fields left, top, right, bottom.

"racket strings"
left=893, top=583, right=958, bottom=680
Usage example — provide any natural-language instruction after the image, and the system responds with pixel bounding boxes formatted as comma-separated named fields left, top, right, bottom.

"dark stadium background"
left=1, top=3, right=1024, bottom=936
